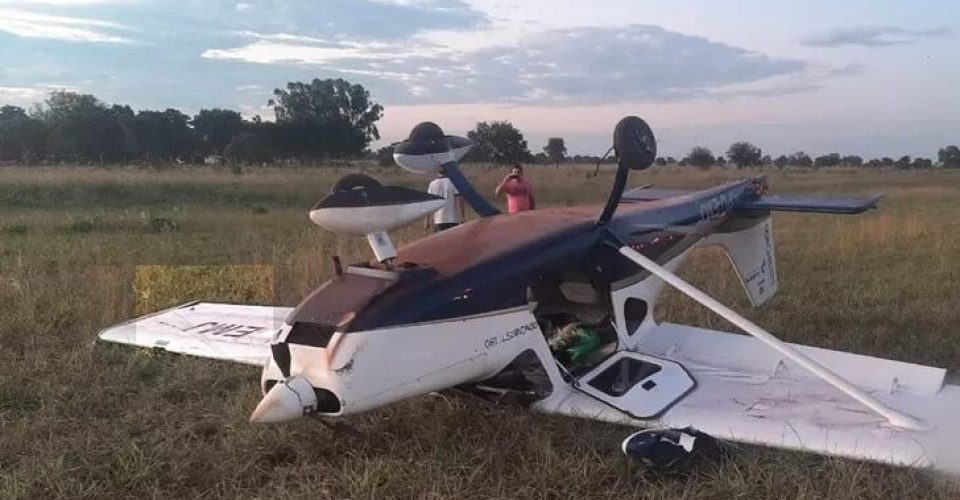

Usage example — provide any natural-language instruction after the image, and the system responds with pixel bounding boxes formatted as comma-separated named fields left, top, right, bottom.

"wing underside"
left=98, top=302, right=293, bottom=366
left=539, top=323, right=960, bottom=470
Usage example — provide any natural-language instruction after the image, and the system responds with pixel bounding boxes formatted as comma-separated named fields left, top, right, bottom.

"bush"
left=685, top=146, right=714, bottom=169
left=67, top=216, right=103, bottom=233
left=140, top=212, right=178, bottom=233
left=0, top=223, right=28, bottom=235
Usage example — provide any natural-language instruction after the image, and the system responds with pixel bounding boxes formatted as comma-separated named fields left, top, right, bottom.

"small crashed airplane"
left=100, top=116, right=960, bottom=471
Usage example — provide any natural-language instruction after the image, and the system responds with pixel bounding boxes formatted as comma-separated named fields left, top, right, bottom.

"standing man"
left=495, top=164, right=535, bottom=214
left=426, top=166, right=465, bottom=232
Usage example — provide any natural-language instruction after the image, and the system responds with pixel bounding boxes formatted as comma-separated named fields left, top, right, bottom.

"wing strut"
left=616, top=244, right=926, bottom=431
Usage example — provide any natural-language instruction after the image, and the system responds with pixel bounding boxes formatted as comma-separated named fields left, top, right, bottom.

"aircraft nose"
left=249, top=376, right=318, bottom=424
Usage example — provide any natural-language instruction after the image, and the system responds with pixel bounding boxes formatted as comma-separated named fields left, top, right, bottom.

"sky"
left=0, top=0, right=957, bottom=158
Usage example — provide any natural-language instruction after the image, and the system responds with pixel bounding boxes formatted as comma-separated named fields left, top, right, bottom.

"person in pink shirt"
left=495, top=164, right=536, bottom=214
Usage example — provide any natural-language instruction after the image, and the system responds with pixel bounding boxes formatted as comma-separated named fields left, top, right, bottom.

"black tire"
left=330, top=173, right=381, bottom=193
left=614, top=116, right=656, bottom=171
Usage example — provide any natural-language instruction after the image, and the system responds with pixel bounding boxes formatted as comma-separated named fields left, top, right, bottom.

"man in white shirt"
left=426, top=167, right=465, bottom=232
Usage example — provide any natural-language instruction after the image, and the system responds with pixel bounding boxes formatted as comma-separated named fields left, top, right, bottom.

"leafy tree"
left=376, top=145, right=395, bottom=166
left=465, top=121, right=532, bottom=164
left=726, top=142, right=762, bottom=168
left=108, top=104, right=137, bottom=161
left=774, top=155, right=789, bottom=169
left=40, top=91, right=125, bottom=163
left=685, top=146, right=714, bottom=169
left=247, top=121, right=294, bottom=161
left=193, top=109, right=246, bottom=154
left=224, top=133, right=270, bottom=164
left=654, top=157, right=667, bottom=167
left=894, top=155, right=912, bottom=170
left=938, top=145, right=960, bottom=169
left=912, top=157, right=933, bottom=169
left=790, top=151, right=813, bottom=168
left=881, top=157, right=894, bottom=168
left=814, top=153, right=841, bottom=169
left=269, top=78, right=383, bottom=157
left=543, top=137, right=566, bottom=167
left=841, top=155, right=863, bottom=167
left=0, top=105, right=47, bottom=162
left=715, top=155, right=726, bottom=167
left=130, top=109, right=196, bottom=161
left=865, top=158, right=883, bottom=168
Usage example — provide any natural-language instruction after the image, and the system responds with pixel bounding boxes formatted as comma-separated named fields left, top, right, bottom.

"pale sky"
left=0, top=0, right=957, bottom=157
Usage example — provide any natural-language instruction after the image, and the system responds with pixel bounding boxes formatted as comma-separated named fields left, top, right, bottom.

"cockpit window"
left=285, top=268, right=397, bottom=331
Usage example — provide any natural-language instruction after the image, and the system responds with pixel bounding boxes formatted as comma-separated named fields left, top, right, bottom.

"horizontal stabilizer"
left=739, top=193, right=882, bottom=214
left=621, top=187, right=688, bottom=202
left=622, top=186, right=882, bottom=215
left=98, top=302, right=292, bottom=366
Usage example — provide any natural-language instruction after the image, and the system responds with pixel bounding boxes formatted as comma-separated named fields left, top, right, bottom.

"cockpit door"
left=575, top=351, right=695, bottom=419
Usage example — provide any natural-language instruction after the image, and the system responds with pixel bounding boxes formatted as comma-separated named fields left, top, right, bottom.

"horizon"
left=1, top=1, right=957, bottom=158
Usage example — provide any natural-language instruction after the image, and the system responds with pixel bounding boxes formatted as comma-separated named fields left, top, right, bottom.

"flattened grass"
left=1, top=165, right=959, bottom=498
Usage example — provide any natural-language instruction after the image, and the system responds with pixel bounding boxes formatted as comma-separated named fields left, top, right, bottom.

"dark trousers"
left=435, top=223, right=458, bottom=232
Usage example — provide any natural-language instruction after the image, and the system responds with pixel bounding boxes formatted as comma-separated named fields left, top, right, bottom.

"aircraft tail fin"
left=702, top=216, right=778, bottom=306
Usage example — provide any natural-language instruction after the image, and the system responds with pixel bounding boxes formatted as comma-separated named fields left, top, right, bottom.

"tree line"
left=0, top=78, right=383, bottom=165
left=1, top=77, right=958, bottom=170
left=385, top=121, right=960, bottom=170
left=665, top=143, right=960, bottom=170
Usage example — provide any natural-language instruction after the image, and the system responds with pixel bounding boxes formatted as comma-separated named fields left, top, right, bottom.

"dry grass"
left=2, top=164, right=960, bottom=499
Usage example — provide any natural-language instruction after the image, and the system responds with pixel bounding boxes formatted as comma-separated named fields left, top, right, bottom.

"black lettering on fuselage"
left=183, top=322, right=264, bottom=337
left=485, top=321, right=538, bottom=349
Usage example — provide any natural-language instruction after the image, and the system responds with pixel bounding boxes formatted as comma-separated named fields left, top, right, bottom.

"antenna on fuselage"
left=597, top=116, right=657, bottom=225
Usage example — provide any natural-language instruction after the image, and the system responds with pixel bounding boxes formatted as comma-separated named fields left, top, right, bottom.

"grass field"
left=2, top=164, right=959, bottom=499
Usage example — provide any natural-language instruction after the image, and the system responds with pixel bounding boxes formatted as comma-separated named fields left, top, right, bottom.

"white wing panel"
left=538, top=323, right=960, bottom=471
left=99, top=302, right=292, bottom=366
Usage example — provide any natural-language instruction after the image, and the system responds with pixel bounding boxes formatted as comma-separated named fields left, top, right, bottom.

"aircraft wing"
left=98, top=302, right=292, bottom=366
left=540, top=323, right=960, bottom=470
left=643, top=324, right=959, bottom=468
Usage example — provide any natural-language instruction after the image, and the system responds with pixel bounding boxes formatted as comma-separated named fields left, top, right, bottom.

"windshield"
left=286, top=268, right=397, bottom=330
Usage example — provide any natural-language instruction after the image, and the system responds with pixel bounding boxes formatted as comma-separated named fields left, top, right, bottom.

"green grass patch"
left=1, top=165, right=959, bottom=498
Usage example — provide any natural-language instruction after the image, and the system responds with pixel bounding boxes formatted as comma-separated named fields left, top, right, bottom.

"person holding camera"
left=494, top=164, right=535, bottom=214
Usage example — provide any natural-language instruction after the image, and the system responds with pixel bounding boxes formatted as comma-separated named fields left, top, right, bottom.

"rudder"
left=702, top=215, right=778, bottom=306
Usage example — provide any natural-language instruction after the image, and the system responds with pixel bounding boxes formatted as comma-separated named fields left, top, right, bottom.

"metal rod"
left=618, top=245, right=925, bottom=431
left=442, top=160, right=500, bottom=217
left=598, top=163, right=629, bottom=225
